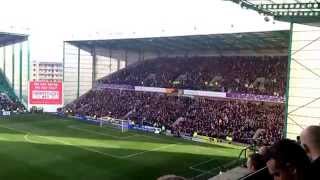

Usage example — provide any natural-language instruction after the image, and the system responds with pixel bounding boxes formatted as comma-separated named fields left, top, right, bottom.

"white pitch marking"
left=0, top=124, right=180, bottom=160
left=189, top=167, right=214, bottom=174
left=189, top=159, right=239, bottom=179
left=121, top=143, right=178, bottom=159
left=189, top=158, right=217, bottom=169
left=24, top=133, right=40, bottom=144
left=34, top=135, right=123, bottom=159
left=0, top=125, right=28, bottom=134
left=139, top=134, right=166, bottom=141
left=188, top=158, right=220, bottom=177
left=68, top=125, right=139, bottom=139
left=0, top=124, right=122, bottom=159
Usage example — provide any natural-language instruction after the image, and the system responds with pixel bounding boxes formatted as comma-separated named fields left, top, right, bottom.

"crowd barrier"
left=183, top=89, right=226, bottom=98
left=134, top=86, right=176, bottom=94
left=94, top=84, right=134, bottom=91
left=226, top=93, right=284, bottom=103
left=94, top=83, right=284, bottom=103
left=1, top=111, right=11, bottom=116
left=57, top=113, right=249, bottom=147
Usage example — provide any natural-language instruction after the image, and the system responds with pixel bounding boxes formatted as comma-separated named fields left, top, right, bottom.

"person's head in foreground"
left=258, top=146, right=270, bottom=156
left=300, top=125, right=320, bottom=161
left=157, top=175, right=186, bottom=180
left=296, top=136, right=301, bottom=144
left=266, top=139, right=310, bottom=180
left=247, top=153, right=266, bottom=172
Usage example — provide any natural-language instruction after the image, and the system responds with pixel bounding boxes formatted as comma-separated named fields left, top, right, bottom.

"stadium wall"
left=286, top=23, right=320, bottom=139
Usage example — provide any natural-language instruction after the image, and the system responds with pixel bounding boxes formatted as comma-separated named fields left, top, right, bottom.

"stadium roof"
left=66, top=30, right=289, bottom=53
left=229, top=0, right=320, bottom=26
left=0, top=32, right=28, bottom=47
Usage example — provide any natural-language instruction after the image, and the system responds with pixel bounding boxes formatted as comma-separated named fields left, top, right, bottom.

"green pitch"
left=0, top=114, right=242, bottom=180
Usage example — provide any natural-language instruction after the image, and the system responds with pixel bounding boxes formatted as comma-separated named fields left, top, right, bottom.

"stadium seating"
left=0, top=93, right=24, bottom=112
left=98, top=56, right=287, bottom=96
left=0, top=71, right=25, bottom=112
left=65, top=89, right=284, bottom=145
left=0, top=71, right=17, bottom=100
left=65, top=55, right=287, bottom=145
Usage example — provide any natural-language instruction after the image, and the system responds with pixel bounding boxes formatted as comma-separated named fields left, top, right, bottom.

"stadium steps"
left=0, top=70, right=20, bottom=102
left=122, top=110, right=133, bottom=119
left=172, top=117, right=185, bottom=126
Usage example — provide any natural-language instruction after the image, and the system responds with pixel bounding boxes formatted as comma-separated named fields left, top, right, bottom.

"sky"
left=0, top=0, right=289, bottom=62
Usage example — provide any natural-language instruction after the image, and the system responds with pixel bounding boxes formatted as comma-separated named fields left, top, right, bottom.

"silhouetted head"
left=300, top=126, right=320, bottom=161
left=266, top=139, right=310, bottom=180
left=247, top=153, right=266, bottom=172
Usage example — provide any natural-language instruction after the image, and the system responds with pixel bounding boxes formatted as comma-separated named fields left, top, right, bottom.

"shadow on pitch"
left=0, top=114, right=241, bottom=151
left=0, top=140, right=238, bottom=180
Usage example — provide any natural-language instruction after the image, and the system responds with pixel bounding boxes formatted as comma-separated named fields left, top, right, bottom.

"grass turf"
left=0, top=114, right=243, bottom=180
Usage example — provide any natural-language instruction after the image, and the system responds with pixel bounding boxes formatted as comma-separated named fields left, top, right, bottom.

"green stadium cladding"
left=0, top=32, right=30, bottom=106
left=229, top=0, right=320, bottom=140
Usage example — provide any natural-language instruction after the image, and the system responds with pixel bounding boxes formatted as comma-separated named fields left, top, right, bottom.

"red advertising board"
left=29, top=81, right=63, bottom=105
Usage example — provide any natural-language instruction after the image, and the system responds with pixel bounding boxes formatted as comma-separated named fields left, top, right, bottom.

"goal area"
left=99, top=117, right=130, bottom=133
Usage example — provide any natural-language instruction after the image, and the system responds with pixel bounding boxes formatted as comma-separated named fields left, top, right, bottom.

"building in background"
left=32, top=61, right=63, bottom=82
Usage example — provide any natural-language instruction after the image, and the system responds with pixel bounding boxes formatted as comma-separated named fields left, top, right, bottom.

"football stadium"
left=0, top=0, right=320, bottom=180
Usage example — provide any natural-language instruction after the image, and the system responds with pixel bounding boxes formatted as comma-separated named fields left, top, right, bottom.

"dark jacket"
left=310, top=157, right=320, bottom=180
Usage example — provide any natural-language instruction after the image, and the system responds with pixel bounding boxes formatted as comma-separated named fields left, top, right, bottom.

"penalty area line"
left=0, top=124, right=122, bottom=159
left=37, top=135, right=123, bottom=159
left=188, top=158, right=219, bottom=178
left=189, top=158, right=217, bottom=169
left=0, top=125, right=28, bottom=134
left=24, top=133, right=41, bottom=144
left=121, top=143, right=178, bottom=159
left=67, top=125, right=139, bottom=139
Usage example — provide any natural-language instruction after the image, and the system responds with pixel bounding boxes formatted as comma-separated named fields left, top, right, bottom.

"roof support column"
left=77, top=47, right=80, bottom=98
left=184, top=51, right=189, bottom=58
left=142, top=50, right=145, bottom=61
left=92, top=47, right=97, bottom=88
left=124, top=50, right=128, bottom=68
left=27, top=40, right=30, bottom=81
left=138, top=50, right=142, bottom=62
left=19, top=43, right=23, bottom=100
left=3, top=47, right=6, bottom=75
left=117, top=59, right=120, bottom=71
left=109, top=49, right=112, bottom=73
left=12, top=45, right=15, bottom=90
left=284, top=22, right=294, bottom=138
left=62, top=42, right=65, bottom=82
left=117, top=50, right=121, bottom=71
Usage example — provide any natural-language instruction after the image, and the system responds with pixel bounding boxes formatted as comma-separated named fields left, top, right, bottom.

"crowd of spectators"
left=99, top=56, right=287, bottom=96
left=0, top=73, right=25, bottom=112
left=157, top=126, right=320, bottom=180
left=172, top=98, right=284, bottom=145
left=65, top=89, right=284, bottom=145
left=240, top=126, right=320, bottom=180
left=0, top=93, right=24, bottom=112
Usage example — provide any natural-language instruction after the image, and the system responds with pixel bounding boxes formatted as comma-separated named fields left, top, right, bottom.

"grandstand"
left=0, top=1, right=318, bottom=180
left=0, top=32, right=29, bottom=111
left=228, top=0, right=320, bottom=140
left=62, top=30, right=289, bottom=179
left=60, top=1, right=320, bottom=179
left=63, top=30, right=289, bottom=103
